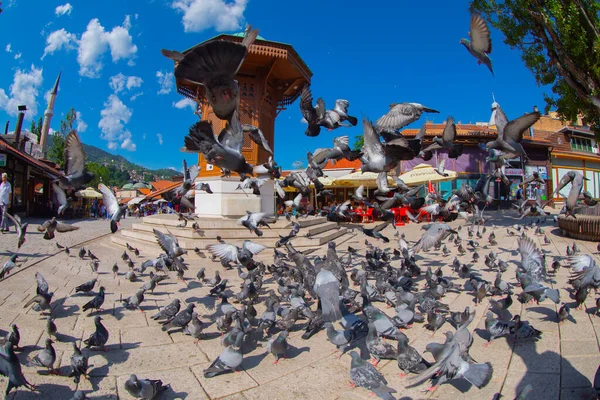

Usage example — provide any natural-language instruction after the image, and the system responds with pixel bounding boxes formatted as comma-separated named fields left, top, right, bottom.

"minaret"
left=39, top=71, right=61, bottom=158
left=489, top=93, right=499, bottom=127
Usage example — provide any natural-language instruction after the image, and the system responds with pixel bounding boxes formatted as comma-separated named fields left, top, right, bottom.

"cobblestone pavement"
left=0, top=210, right=598, bottom=400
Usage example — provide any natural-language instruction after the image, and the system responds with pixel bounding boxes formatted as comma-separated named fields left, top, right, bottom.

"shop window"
left=570, top=136, right=597, bottom=153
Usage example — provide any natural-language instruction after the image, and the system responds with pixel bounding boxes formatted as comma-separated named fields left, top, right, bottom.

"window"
left=570, top=136, right=597, bottom=153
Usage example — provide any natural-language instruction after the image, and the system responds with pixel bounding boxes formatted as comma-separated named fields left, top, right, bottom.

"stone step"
left=140, top=214, right=327, bottom=229
left=109, top=234, right=292, bottom=261
left=130, top=221, right=341, bottom=240
left=111, top=225, right=354, bottom=253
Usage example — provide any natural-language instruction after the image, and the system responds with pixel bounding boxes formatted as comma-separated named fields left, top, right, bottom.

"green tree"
left=30, top=116, right=42, bottom=141
left=85, top=162, right=110, bottom=188
left=48, top=108, right=77, bottom=169
left=352, top=135, right=364, bottom=151
left=470, top=0, right=600, bottom=128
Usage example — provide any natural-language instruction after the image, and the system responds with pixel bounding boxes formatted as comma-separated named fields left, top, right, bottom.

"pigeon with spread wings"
left=5, top=213, right=27, bottom=249
left=37, top=217, right=80, bottom=240
left=460, top=12, right=494, bottom=76
left=376, top=103, right=439, bottom=133
left=206, top=240, right=266, bottom=269
left=420, top=116, right=463, bottom=159
left=184, top=109, right=254, bottom=177
left=56, top=131, right=94, bottom=190
left=98, top=183, right=127, bottom=233
left=162, top=25, right=259, bottom=121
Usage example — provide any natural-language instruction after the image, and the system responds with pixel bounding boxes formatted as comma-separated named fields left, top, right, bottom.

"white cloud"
left=109, top=73, right=143, bottom=93
left=5, top=44, right=11, bottom=53
left=130, top=92, right=143, bottom=101
left=156, top=70, right=173, bottom=95
left=75, top=16, right=138, bottom=78
left=0, top=64, right=44, bottom=118
left=42, top=28, right=77, bottom=59
left=172, top=97, right=197, bottom=111
left=157, top=133, right=163, bottom=145
left=99, top=94, right=137, bottom=151
left=142, top=133, right=147, bottom=140
left=14, top=53, right=21, bottom=60
left=120, top=132, right=137, bottom=151
left=76, top=111, right=87, bottom=133
left=99, top=94, right=132, bottom=141
left=55, top=3, right=73, bottom=16
left=171, top=0, right=247, bottom=32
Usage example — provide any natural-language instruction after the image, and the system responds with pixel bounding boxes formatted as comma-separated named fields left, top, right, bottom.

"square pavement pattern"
left=0, top=212, right=598, bottom=399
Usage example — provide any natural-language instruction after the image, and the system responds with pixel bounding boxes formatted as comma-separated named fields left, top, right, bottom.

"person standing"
left=0, top=173, right=12, bottom=233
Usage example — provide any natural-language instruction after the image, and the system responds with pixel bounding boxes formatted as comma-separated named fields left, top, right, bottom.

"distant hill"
left=82, top=143, right=180, bottom=181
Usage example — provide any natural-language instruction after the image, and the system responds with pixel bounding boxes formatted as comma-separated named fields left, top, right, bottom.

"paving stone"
left=561, top=356, right=597, bottom=389
left=191, top=364, right=258, bottom=399
left=501, top=370, right=560, bottom=400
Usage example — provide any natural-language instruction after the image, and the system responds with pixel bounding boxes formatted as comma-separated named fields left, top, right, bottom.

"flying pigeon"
left=460, top=12, right=494, bottom=75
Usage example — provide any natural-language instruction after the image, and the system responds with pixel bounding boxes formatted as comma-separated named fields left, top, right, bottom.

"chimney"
left=13, top=105, right=27, bottom=149
left=4, top=121, right=9, bottom=135
left=533, top=105, right=539, bottom=113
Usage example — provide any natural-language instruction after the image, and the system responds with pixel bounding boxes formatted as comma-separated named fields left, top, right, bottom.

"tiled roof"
left=146, top=182, right=180, bottom=200
left=150, top=180, right=176, bottom=191
left=0, top=136, right=63, bottom=178
left=323, top=158, right=362, bottom=170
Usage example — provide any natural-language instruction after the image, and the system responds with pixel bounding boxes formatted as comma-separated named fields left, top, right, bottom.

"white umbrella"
left=333, top=171, right=395, bottom=187
left=399, top=163, right=457, bottom=185
left=127, top=197, right=146, bottom=206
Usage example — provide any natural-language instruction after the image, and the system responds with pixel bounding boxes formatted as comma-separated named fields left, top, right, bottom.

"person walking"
left=0, top=173, right=12, bottom=233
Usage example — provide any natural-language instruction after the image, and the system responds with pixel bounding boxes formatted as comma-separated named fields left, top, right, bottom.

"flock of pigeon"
left=0, top=10, right=599, bottom=400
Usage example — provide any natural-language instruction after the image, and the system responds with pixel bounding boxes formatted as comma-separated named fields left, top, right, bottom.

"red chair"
left=362, top=208, right=374, bottom=223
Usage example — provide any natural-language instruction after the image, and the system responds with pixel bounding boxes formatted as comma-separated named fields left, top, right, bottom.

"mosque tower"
left=489, top=93, right=499, bottom=127
left=39, top=71, right=61, bottom=159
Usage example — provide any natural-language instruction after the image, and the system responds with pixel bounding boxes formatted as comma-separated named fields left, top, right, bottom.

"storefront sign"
left=504, top=168, right=523, bottom=176
left=0, top=153, right=6, bottom=167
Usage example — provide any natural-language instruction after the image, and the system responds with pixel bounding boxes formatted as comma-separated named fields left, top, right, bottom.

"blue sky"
left=0, top=0, right=548, bottom=171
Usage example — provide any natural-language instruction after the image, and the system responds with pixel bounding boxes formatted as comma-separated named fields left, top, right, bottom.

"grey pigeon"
left=0, top=254, right=19, bottom=279
left=124, top=374, right=169, bottom=399
left=397, top=335, right=431, bottom=377
left=162, top=25, right=259, bottom=121
left=0, top=340, right=36, bottom=396
left=5, top=324, right=20, bottom=350
left=203, top=331, right=244, bottom=377
left=46, top=316, right=57, bottom=339
left=325, top=322, right=354, bottom=357
left=412, top=223, right=457, bottom=254
left=28, top=338, right=57, bottom=374
left=376, top=102, right=439, bottom=132
left=68, top=342, right=89, bottom=383
left=75, top=278, right=97, bottom=294
left=484, top=311, right=514, bottom=345
left=83, top=316, right=109, bottom=351
left=123, top=289, right=145, bottom=311
left=151, top=299, right=181, bottom=321
left=82, top=286, right=105, bottom=313
left=267, top=331, right=289, bottom=364
left=56, top=131, right=93, bottom=189
left=410, top=336, right=492, bottom=392
left=5, top=213, right=27, bottom=249
left=314, top=268, right=342, bottom=323
left=349, top=351, right=397, bottom=400
left=161, top=303, right=195, bottom=332
left=183, top=312, right=205, bottom=343
left=366, top=322, right=397, bottom=366
left=37, top=216, right=80, bottom=240
left=98, top=183, right=127, bottom=233
left=460, top=12, right=493, bottom=75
